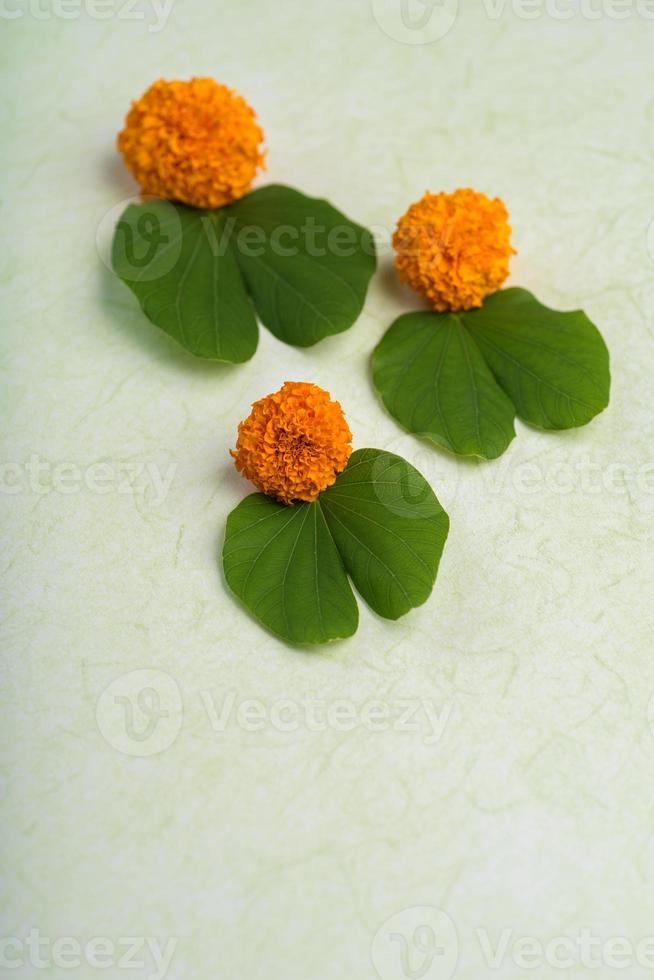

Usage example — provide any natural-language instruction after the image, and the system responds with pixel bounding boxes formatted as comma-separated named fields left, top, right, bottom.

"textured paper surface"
left=2, top=1, right=654, bottom=977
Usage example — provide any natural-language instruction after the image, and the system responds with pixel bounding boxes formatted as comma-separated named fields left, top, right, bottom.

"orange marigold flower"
left=393, top=188, right=515, bottom=312
left=117, top=77, right=265, bottom=210
left=232, top=382, right=352, bottom=505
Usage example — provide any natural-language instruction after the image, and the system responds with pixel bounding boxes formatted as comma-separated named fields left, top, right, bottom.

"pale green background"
left=2, top=1, right=654, bottom=977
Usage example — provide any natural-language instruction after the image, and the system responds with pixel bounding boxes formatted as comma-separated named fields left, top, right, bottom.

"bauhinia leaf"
left=320, top=449, right=449, bottom=620
left=222, top=492, right=358, bottom=645
left=371, top=312, right=516, bottom=459
left=222, top=449, right=449, bottom=643
left=372, top=288, right=610, bottom=457
left=112, top=187, right=376, bottom=360
left=460, top=288, right=610, bottom=430
left=112, top=201, right=258, bottom=362
left=225, top=184, right=377, bottom=347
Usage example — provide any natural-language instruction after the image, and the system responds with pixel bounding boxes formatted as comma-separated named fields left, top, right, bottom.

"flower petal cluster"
left=232, top=382, right=352, bottom=505
left=118, top=77, right=265, bottom=209
left=393, top=188, right=515, bottom=311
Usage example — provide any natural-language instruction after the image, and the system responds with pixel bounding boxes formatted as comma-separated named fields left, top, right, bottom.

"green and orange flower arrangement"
left=109, top=77, right=610, bottom=644
left=223, top=382, right=449, bottom=644
left=112, top=77, right=376, bottom=363
left=373, top=186, right=610, bottom=460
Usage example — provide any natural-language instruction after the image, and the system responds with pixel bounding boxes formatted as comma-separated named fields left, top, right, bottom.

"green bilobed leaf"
left=112, top=201, right=258, bottom=362
left=112, top=187, right=376, bottom=360
left=223, top=493, right=358, bottom=645
left=222, top=450, right=449, bottom=642
left=320, top=449, right=449, bottom=621
left=461, top=288, right=610, bottom=430
left=225, top=184, right=376, bottom=347
left=371, top=312, right=516, bottom=460
left=372, top=288, right=610, bottom=457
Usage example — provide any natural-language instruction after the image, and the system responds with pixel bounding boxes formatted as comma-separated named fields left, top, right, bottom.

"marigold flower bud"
left=232, top=382, right=352, bottom=505
left=393, top=188, right=515, bottom=312
left=117, top=77, right=265, bottom=209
